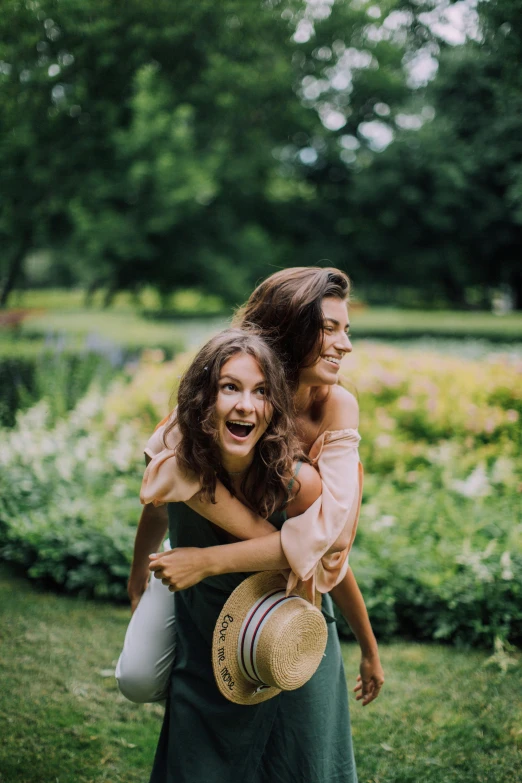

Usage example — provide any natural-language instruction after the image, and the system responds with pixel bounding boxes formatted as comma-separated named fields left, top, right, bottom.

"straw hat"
left=212, top=572, right=328, bottom=706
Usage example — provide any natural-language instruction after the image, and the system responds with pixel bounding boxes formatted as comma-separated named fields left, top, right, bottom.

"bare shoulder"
left=322, top=383, right=359, bottom=431
left=285, top=462, right=321, bottom=518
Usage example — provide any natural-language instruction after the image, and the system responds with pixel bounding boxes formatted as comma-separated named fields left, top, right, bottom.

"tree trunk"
left=84, top=277, right=105, bottom=308
left=0, top=242, right=29, bottom=308
left=103, top=280, right=119, bottom=309
left=510, top=268, right=522, bottom=311
left=440, top=270, right=464, bottom=308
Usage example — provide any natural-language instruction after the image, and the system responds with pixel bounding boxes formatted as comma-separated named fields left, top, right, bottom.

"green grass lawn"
left=2, top=290, right=521, bottom=358
left=350, top=306, right=522, bottom=341
left=2, top=288, right=229, bottom=357
left=1, top=568, right=520, bottom=783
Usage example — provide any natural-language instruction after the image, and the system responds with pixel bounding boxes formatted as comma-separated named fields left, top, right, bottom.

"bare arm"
left=131, top=452, right=275, bottom=609
left=185, top=483, right=276, bottom=539
left=142, top=419, right=276, bottom=540
left=330, top=568, right=377, bottom=656
left=129, top=490, right=272, bottom=608
left=149, top=463, right=322, bottom=589
left=330, top=567, right=384, bottom=705
left=127, top=501, right=168, bottom=612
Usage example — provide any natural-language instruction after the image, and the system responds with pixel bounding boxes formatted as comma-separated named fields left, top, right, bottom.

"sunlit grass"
left=343, top=643, right=522, bottom=782
left=3, top=290, right=522, bottom=350
left=351, top=305, right=522, bottom=340
left=1, top=567, right=520, bottom=783
left=20, top=309, right=228, bottom=354
left=3, top=288, right=228, bottom=355
left=7, top=287, right=225, bottom=314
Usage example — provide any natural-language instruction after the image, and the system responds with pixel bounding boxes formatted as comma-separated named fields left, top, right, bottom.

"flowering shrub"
left=1, top=343, right=520, bottom=645
left=339, top=344, right=522, bottom=646
left=0, top=393, right=144, bottom=599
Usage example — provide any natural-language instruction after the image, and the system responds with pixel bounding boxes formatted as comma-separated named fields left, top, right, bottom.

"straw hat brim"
left=212, top=572, right=326, bottom=706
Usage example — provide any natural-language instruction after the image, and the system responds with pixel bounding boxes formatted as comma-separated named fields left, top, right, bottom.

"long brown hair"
left=164, top=329, right=302, bottom=518
left=234, top=267, right=350, bottom=389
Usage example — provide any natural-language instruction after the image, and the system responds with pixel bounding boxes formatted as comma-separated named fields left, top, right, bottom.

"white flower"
left=371, top=514, right=396, bottom=532
left=500, top=551, right=513, bottom=581
left=375, top=434, right=393, bottom=448
left=456, top=540, right=496, bottom=583
left=451, top=464, right=490, bottom=498
left=491, top=457, right=515, bottom=487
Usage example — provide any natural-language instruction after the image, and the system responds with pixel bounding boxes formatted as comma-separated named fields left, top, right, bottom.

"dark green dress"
left=149, top=501, right=358, bottom=783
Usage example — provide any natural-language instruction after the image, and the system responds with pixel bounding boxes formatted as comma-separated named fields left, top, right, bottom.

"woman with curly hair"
left=120, top=267, right=384, bottom=781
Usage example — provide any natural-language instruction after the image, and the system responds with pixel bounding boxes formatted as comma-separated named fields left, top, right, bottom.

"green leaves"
left=2, top=0, right=521, bottom=308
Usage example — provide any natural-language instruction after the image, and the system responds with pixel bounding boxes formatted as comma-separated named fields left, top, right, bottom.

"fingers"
left=149, top=549, right=175, bottom=560
left=149, top=556, right=167, bottom=574
left=150, top=561, right=166, bottom=581
left=362, top=684, right=382, bottom=706
left=354, top=676, right=384, bottom=705
left=355, top=682, right=373, bottom=704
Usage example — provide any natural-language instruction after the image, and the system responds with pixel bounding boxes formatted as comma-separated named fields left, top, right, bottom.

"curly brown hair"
left=234, top=266, right=350, bottom=389
left=164, top=329, right=303, bottom=519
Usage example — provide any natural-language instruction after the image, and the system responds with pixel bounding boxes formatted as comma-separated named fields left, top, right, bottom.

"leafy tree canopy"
left=1, top=0, right=520, bottom=307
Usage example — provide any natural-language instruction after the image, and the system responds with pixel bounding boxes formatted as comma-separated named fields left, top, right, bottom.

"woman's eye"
left=256, top=387, right=266, bottom=396
left=222, top=383, right=236, bottom=392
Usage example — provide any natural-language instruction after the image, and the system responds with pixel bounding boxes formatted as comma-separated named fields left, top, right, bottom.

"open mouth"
left=226, top=421, right=255, bottom=439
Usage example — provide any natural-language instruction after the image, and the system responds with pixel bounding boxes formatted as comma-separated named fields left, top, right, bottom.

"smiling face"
left=214, top=352, right=273, bottom=473
left=298, top=297, right=352, bottom=387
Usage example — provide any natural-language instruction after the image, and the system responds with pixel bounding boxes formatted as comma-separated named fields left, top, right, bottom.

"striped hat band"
left=237, top=590, right=300, bottom=690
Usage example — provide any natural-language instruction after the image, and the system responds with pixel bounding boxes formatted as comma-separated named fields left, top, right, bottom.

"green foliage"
left=2, top=0, right=521, bottom=307
left=0, top=348, right=119, bottom=426
left=336, top=0, right=522, bottom=307
left=1, top=342, right=520, bottom=648
left=342, top=490, right=522, bottom=647
left=0, top=0, right=306, bottom=301
left=1, top=0, right=456, bottom=306
left=333, top=343, right=522, bottom=647
left=0, top=394, right=143, bottom=598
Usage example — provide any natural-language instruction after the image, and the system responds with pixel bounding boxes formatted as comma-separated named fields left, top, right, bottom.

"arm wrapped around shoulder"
left=281, top=428, right=363, bottom=594
left=140, top=417, right=202, bottom=506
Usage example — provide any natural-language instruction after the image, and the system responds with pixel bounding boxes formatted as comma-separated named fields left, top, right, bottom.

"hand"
left=149, top=547, right=211, bottom=591
left=354, top=652, right=384, bottom=706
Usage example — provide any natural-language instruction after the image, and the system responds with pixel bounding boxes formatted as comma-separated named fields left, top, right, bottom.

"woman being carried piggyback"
left=119, top=268, right=385, bottom=781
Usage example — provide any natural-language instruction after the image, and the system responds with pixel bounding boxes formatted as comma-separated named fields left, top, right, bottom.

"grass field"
left=2, top=290, right=521, bottom=359
left=1, top=567, right=520, bottom=783
left=350, top=306, right=522, bottom=341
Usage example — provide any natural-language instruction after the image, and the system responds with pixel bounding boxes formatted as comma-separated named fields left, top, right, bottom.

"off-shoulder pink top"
left=140, top=415, right=363, bottom=594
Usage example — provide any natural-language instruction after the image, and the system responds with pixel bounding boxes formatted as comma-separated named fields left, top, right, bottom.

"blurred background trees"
left=1, top=0, right=521, bottom=308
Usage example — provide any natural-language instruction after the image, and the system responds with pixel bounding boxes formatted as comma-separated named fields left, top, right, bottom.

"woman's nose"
left=236, top=392, right=254, bottom=413
left=335, top=333, right=352, bottom=353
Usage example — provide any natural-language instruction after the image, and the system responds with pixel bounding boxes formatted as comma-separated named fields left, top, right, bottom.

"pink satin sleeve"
left=140, top=416, right=202, bottom=506
left=281, top=429, right=363, bottom=595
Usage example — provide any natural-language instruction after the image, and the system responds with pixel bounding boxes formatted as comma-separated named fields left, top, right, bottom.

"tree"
left=321, top=0, right=522, bottom=307
left=0, top=0, right=421, bottom=305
